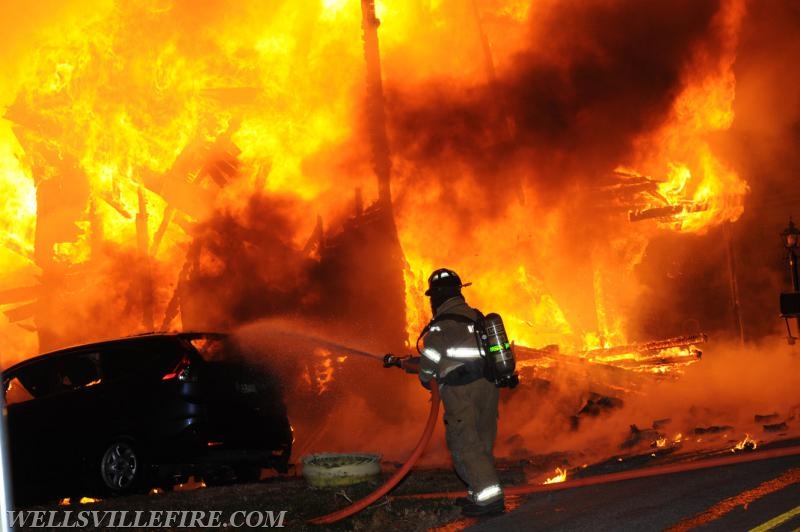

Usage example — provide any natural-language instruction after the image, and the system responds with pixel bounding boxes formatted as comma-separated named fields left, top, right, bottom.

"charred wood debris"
left=597, top=169, right=709, bottom=223
left=513, top=333, right=796, bottom=457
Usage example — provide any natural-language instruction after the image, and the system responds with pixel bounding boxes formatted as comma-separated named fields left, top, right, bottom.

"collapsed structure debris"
left=597, top=169, right=710, bottom=224
left=754, top=413, right=780, bottom=424
left=581, top=334, right=706, bottom=372
left=570, top=392, right=624, bottom=431
left=763, top=422, right=789, bottom=433
left=629, top=202, right=709, bottom=222
left=513, top=333, right=707, bottom=434
left=516, top=333, right=706, bottom=380
left=620, top=424, right=663, bottom=450
left=693, top=425, right=733, bottom=435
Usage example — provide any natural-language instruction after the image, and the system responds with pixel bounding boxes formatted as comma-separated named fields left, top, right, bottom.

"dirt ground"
left=18, top=425, right=798, bottom=532
left=17, top=439, right=796, bottom=532
left=16, top=463, right=534, bottom=532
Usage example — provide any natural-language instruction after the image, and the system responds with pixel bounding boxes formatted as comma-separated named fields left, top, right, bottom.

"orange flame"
left=733, top=433, right=757, bottom=452
left=543, top=467, right=568, bottom=485
left=0, top=0, right=751, bottom=372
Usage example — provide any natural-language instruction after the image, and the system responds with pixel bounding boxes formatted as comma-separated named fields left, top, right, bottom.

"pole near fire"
left=723, top=222, right=744, bottom=345
left=361, top=0, right=392, bottom=208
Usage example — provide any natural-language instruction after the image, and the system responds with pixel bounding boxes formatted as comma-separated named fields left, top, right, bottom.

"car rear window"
left=181, top=334, right=229, bottom=362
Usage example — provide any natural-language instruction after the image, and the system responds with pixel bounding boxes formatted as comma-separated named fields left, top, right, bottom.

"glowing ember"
left=58, top=497, right=100, bottom=506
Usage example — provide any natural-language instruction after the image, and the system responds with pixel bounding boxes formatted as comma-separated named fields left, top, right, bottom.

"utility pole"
left=724, top=222, right=745, bottom=345
left=360, top=0, right=392, bottom=208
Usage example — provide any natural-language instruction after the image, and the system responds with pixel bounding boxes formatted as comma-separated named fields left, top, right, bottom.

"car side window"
left=3, top=376, right=36, bottom=406
left=2, top=363, right=59, bottom=405
left=58, top=353, right=101, bottom=390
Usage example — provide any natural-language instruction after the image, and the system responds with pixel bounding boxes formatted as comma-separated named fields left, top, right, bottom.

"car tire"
left=99, top=439, right=145, bottom=496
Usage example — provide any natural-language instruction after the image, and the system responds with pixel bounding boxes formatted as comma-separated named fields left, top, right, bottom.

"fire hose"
left=307, top=377, right=440, bottom=526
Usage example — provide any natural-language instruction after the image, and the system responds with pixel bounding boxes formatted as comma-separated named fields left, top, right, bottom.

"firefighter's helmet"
left=424, top=268, right=472, bottom=296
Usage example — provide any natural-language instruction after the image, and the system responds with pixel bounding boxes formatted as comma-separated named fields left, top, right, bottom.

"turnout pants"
left=440, top=378, right=503, bottom=505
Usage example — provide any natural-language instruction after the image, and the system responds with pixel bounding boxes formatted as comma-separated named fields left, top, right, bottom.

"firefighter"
left=418, top=268, right=505, bottom=517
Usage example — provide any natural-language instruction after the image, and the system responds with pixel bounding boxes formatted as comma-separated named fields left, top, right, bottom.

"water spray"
left=233, top=319, right=387, bottom=362
left=286, top=334, right=385, bottom=361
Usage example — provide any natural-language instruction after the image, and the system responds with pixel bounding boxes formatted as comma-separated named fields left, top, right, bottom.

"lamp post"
left=780, top=219, right=800, bottom=344
left=781, top=220, right=800, bottom=291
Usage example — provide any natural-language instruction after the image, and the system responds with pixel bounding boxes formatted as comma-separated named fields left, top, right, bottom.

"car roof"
left=2, top=331, right=228, bottom=376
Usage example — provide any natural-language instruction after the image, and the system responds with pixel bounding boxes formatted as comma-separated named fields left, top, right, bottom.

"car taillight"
left=162, top=354, right=198, bottom=383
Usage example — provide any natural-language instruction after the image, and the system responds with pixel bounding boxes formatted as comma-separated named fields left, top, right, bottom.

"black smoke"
left=387, top=0, right=722, bottom=201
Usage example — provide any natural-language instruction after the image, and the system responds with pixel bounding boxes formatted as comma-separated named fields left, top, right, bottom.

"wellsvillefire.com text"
left=7, top=510, right=287, bottom=528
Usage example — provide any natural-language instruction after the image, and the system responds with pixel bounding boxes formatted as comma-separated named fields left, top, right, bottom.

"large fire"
left=2, top=0, right=799, bottom=466
left=0, top=0, right=749, bottom=362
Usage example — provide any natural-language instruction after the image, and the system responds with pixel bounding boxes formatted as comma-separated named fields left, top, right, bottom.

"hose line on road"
left=391, top=443, right=800, bottom=501
left=307, top=381, right=440, bottom=526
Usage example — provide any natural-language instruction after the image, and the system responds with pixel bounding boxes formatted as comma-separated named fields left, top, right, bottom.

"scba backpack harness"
left=416, top=311, right=519, bottom=388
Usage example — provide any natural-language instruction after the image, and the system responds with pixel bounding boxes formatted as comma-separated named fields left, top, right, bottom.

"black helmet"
left=424, top=268, right=472, bottom=296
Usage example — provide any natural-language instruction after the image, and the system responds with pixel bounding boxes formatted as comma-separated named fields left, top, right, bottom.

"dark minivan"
left=1, top=332, right=292, bottom=505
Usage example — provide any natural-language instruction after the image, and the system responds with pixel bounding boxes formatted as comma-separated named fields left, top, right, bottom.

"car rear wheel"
left=99, top=440, right=143, bottom=495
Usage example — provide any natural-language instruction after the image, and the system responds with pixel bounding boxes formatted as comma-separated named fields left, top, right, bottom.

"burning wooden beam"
left=514, top=344, right=648, bottom=399
left=141, top=120, right=241, bottom=221
left=628, top=201, right=709, bottom=222
left=0, top=286, right=42, bottom=306
left=581, top=334, right=706, bottom=374
left=137, top=187, right=154, bottom=331
left=581, top=334, right=707, bottom=360
left=1, top=236, right=35, bottom=261
left=514, top=332, right=708, bottom=401
left=3, top=301, right=37, bottom=323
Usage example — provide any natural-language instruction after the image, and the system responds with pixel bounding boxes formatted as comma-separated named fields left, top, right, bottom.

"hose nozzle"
left=383, top=354, right=403, bottom=368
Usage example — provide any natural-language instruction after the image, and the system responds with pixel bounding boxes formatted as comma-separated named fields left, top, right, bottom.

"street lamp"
left=781, top=219, right=800, bottom=290
left=780, top=219, right=800, bottom=344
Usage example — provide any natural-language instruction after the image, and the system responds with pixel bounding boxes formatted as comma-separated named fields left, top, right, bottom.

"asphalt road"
left=466, top=453, right=800, bottom=532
